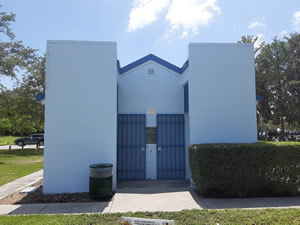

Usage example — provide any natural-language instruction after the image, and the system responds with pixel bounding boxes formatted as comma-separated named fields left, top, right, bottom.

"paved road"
left=0, top=145, right=44, bottom=150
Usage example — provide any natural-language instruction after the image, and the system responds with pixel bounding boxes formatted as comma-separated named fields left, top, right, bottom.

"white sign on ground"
left=120, top=217, right=174, bottom=225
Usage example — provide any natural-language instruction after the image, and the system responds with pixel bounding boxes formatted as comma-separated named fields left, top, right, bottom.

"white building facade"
left=42, top=41, right=257, bottom=194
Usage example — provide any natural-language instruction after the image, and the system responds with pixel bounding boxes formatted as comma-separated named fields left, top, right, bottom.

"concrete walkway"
left=0, top=170, right=43, bottom=200
left=0, top=179, right=300, bottom=215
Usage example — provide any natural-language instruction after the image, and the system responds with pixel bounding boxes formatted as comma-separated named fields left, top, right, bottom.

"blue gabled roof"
left=256, top=95, right=263, bottom=102
left=118, top=54, right=188, bottom=74
left=36, top=93, right=45, bottom=101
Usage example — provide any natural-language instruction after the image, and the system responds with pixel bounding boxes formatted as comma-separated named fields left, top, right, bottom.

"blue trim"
left=36, top=93, right=45, bottom=101
left=117, top=60, right=121, bottom=74
left=184, top=83, right=189, bottom=113
left=119, top=54, right=188, bottom=74
left=256, top=95, right=263, bottom=102
left=181, top=60, right=189, bottom=73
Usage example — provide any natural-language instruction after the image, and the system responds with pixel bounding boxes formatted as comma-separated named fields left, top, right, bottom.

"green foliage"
left=285, top=33, right=300, bottom=127
left=0, top=149, right=43, bottom=185
left=0, top=88, right=44, bottom=136
left=189, top=142, right=300, bottom=197
left=0, top=6, right=44, bottom=136
left=0, top=5, right=15, bottom=40
left=238, top=34, right=265, bottom=53
left=256, top=38, right=290, bottom=137
left=0, top=55, right=45, bottom=136
left=0, top=118, right=11, bottom=135
left=0, top=6, right=37, bottom=79
left=0, top=41, right=37, bottom=78
left=239, top=34, right=300, bottom=139
left=13, top=115, right=38, bottom=135
left=1, top=209, right=300, bottom=225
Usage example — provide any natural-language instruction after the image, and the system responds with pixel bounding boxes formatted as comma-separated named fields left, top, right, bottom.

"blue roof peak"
left=118, top=54, right=188, bottom=74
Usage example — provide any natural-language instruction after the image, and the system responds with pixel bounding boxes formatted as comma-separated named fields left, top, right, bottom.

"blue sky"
left=1, top=0, right=300, bottom=88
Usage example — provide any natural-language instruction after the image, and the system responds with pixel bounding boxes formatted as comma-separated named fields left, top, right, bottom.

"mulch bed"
left=0, top=180, right=112, bottom=204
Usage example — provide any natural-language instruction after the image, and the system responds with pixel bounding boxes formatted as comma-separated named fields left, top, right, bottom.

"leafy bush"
left=0, top=118, right=12, bottom=135
left=189, top=142, right=300, bottom=197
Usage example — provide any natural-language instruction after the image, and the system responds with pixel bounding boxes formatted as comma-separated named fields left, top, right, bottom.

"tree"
left=238, top=35, right=269, bottom=137
left=261, top=38, right=289, bottom=139
left=0, top=6, right=44, bottom=136
left=239, top=34, right=300, bottom=140
left=22, top=56, right=46, bottom=93
left=0, top=118, right=11, bottom=135
left=256, top=35, right=300, bottom=138
left=285, top=33, right=300, bottom=128
left=238, top=35, right=265, bottom=54
left=0, top=85, right=44, bottom=136
left=0, top=5, right=15, bottom=40
left=0, top=5, right=36, bottom=79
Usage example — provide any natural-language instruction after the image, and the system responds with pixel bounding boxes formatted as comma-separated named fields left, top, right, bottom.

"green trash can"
left=89, top=163, right=113, bottom=198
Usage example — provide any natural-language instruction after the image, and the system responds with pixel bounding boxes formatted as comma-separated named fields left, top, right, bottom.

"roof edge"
left=47, top=40, right=117, bottom=45
left=118, top=54, right=188, bottom=74
left=189, top=43, right=253, bottom=47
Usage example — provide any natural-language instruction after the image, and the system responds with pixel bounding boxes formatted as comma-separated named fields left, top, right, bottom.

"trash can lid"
left=89, top=163, right=113, bottom=168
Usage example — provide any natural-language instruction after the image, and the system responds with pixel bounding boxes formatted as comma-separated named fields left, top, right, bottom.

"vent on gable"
left=148, top=68, right=155, bottom=74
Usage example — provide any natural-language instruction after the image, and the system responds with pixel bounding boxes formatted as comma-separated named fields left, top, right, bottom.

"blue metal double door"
left=117, top=114, right=185, bottom=180
left=157, top=114, right=185, bottom=179
left=117, top=114, right=146, bottom=180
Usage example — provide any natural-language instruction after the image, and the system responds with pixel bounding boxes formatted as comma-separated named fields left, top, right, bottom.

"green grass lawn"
left=0, top=136, right=20, bottom=146
left=0, top=149, right=43, bottom=186
left=0, top=209, right=300, bottom=225
left=260, top=141, right=300, bottom=146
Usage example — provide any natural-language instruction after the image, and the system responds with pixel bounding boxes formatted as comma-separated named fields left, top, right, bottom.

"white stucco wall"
left=44, top=41, right=117, bottom=193
left=118, top=61, right=184, bottom=114
left=188, top=43, right=257, bottom=144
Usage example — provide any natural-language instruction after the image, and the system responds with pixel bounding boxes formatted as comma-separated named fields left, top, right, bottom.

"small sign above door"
left=147, top=109, right=155, bottom=114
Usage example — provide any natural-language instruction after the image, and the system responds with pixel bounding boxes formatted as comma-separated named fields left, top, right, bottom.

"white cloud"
left=280, top=30, right=288, bottom=37
left=127, top=0, right=221, bottom=38
left=254, top=33, right=264, bottom=49
left=179, top=30, right=188, bottom=39
left=248, top=18, right=266, bottom=29
left=165, top=0, right=221, bottom=38
left=127, top=0, right=170, bottom=32
left=293, top=11, right=300, bottom=31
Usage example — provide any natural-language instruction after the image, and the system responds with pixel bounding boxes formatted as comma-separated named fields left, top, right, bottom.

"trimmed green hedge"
left=189, top=142, right=300, bottom=197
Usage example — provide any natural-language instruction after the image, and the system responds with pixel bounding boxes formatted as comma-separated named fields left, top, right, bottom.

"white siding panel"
left=188, top=43, right=257, bottom=144
left=44, top=41, right=117, bottom=194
